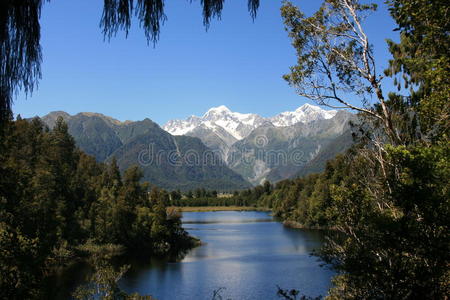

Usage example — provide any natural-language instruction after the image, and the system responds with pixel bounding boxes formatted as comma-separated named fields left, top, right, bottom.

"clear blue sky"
left=13, top=0, right=399, bottom=125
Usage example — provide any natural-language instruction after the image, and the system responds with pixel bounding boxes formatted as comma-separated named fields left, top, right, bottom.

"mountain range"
left=40, top=111, right=250, bottom=191
left=39, top=104, right=355, bottom=189
left=163, top=104, right=354, bottom=184
left=163, top=104, right=338, bottom=159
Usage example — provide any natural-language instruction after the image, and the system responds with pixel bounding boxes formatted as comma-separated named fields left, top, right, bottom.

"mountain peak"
left=270, top=104, right=338, bottom=127
left=78, top=112, right=124, bottom=125
left=205, top=105, right=231, bottom=115
left=295, top=103, right=319, bottom=112
left=164, top=104, right=343, bottom=140
left=164, top=105, right=265, bottom=141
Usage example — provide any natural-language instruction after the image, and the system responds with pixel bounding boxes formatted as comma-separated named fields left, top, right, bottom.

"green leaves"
left=282, top=1, right=394, bottom=127
left=0, top=117, right=192, bottom=297
left=385, top=0, right=450, bottom=142
left=100, top=0, right=260, bottom=44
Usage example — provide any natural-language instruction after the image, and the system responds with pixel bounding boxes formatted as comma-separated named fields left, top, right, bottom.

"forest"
left=0, top=117, right=195, bottom=298
left=0, top=0, right=449, bottom=299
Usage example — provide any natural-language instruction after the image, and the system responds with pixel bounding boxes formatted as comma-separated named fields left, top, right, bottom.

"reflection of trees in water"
left=282, top=226, right=327, bottom=254
left=50, top=244, right=194, bottom=299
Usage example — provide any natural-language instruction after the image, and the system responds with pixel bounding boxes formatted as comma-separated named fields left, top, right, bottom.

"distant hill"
left=163, top=104, right=337, bottom=162
left=40, top=112, right=251, bottom=191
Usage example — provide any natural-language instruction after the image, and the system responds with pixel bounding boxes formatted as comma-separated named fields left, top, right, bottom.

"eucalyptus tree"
left=0, top=0, right=260, bottom=124
left=281, top=1, right=449, bottom=298
left=281, top=0, right=401, bottom=145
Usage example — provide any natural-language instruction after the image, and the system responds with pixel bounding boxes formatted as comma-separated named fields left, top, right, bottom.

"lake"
left=117, top=211, right=334, bottom=299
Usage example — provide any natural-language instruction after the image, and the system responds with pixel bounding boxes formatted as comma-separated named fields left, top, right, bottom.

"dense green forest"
left=0, top=117, right=194, bottom=299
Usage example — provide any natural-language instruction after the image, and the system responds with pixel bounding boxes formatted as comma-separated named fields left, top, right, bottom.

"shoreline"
left=283, top=220, right=333, bottom=231
left=171, top=206, right=271, bottom=212
left=173, top=208, right=330, bottom=231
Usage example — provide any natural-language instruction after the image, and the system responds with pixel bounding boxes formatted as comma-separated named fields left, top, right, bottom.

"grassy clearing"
left=170, top=206, right=271, bottom=212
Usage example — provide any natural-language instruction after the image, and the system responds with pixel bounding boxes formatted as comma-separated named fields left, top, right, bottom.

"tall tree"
left=281, top=0, right=401, bottom=144
left=282, top=0, right=449, bottom=298
left=385, top=0, right=450, bottom=142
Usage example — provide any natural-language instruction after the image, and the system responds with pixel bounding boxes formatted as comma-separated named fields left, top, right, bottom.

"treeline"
left=255, top=154, right=350, bottom=229
left=171, top=150, right=355, bottom=230
left=167, top=182, right=272, bottom=207
left=0, top=117, right=193, bottom=299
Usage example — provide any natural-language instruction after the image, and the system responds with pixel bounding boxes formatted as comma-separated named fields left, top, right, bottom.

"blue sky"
left=13, top=0, right=399, bottom=125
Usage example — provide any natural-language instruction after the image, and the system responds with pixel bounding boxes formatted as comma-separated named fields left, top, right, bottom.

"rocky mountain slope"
left=40, top=112, right=251, bottom=191
left=40, top=104, right=355, bottom=188
left=164, top=104, right=354, bottom=184
left=227, top=111, right=355, bottom=184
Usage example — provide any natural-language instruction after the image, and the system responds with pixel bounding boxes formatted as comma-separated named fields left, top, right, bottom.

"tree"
left=282, top=0, right=449, bottom=298
left=102, top=157, right=122, bottom=189
left=0, top=1, right=43, bottom=124
left=73, top=258, right=155, bottom=300
left=320, top=143, right=450, bottom=299
left=281, top=0, right=401, bottom=144
left=263, top=180, right=272, bottom=195
left=0, top=0, right=260, bottom=124
left=170, top=190, right=182, bottom=206
left=385, top=0, right=450, bottom=142
left=0, top=222, right=40, bottom=299
left=0, top=117, right=193, bottom=297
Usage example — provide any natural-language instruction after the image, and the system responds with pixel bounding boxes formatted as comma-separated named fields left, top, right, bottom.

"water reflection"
left=118, top=211, right=334, bottom=300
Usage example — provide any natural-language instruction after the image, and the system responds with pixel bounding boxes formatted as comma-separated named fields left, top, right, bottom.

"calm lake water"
left=117, top=211, right=334, bottom=300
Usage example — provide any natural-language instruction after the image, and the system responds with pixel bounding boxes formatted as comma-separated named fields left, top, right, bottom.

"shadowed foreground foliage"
left=273, top=0, right=449, bottom=298
left=73, top=258, right=155, bottom=300
left=0, top=116, right=194, bottom=298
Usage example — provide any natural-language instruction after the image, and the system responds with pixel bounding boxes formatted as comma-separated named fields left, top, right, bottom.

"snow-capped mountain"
left=163, top=104, right=344, bottom=173
left=40, top=104, right=352, bottom=188
left=269, top=103, right=337, bottom=127
left=163, top=115, right=202, bottom=136
left=163, top=104, right=337, bottom=139
left=163, top=105, right=267, bottom=141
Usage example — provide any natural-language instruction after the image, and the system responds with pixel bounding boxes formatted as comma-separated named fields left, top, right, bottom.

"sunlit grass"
left=169, top=206, right=271, bottom=212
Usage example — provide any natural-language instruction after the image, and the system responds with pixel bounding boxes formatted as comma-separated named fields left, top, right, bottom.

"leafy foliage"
left=101, top=0, right=260, bottom=43
left=0, top=0, right=44, bottom=123
left=279, top=0, right=450, bottom=298
left=281, top=0, right=400, bottom=144
left=277, top=285, right=322, bottom=300
left=385, top=0, right=450, bottom=142
left=0, top=117, right=193, bottom=298
left=73, top=258, right=155, bottom=300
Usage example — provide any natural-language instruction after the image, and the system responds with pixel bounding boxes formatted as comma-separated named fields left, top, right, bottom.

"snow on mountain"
left=163, top=104, right=338, bottom=139
left=163, top=104, right=349, bottom=184
left=163, top=115, right=201, bottom=136
left=164, top=105, right=266, bottom=140
left=269, top=103, right=337, bottom=127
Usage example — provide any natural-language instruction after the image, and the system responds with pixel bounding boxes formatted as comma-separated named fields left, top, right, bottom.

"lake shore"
left=171, top=206, right=271, bottom=212
left=283, top=220, right=333, bottom=231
